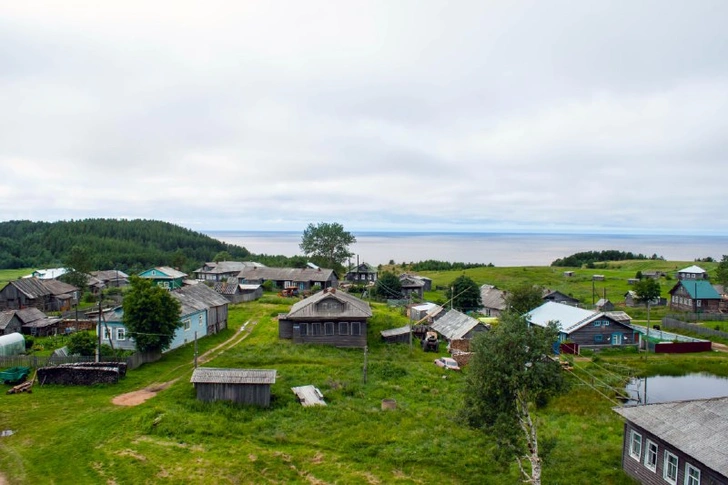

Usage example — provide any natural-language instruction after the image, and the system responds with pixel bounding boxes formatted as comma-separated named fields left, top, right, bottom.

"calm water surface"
left=625, top=373, right=728, bottom=405
left=206, top=231, right=728, bottom=267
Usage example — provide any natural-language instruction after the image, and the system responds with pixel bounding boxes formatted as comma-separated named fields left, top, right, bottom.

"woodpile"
left=449, top=339, right=471, bottom=353
left=7, top=370, right=36, bottom=395
left=38, top=362, right=126, bottom=386
left=451, top=350, right=473, bottom=367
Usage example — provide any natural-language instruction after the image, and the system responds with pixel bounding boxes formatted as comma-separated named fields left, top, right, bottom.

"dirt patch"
left=0, top=472, right=7, bottom=485
left=112, top=379, right=178, bottom=407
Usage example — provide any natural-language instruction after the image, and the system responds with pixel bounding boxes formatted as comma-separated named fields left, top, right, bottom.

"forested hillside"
left=0, top=219, right=252, bottom=272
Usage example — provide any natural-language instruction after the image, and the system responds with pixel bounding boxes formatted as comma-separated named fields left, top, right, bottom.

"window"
left=199, top=315, right=204, bottom=326
left=325, top=322, right=334, bottom=336
left=629, top=430, right=642, bottom=461
left=298, top=324, right=307, bottom=336
left=311, top=323, right=322, bottom=336
left=603, top=321, right=610, bottom=326
left=594, top=335, right=603, bottom=343
left=684, top=463, right=700, bottom=485
left=696, top=300, right=702, bottom=307
left=104, top=328, right=112, bottom=340
left=116, top=328, right=126, bottom=341
left=664, top=451, right=678, bottom=484
left=593, top=320, right=602, bottom=327
left=338, top=322, right=349, bottom=335
left=351, top=322, right=361, bottom=336
left=184, top=319, right=191, bottom=330
left=644, top=440, right=658, bottom=472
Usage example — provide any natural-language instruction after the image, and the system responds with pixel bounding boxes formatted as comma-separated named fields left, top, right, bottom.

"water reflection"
left=624, top=373, right=728, bottom=405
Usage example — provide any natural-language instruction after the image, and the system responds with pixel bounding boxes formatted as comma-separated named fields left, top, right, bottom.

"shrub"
left=24, top=336, right=34, bottom=350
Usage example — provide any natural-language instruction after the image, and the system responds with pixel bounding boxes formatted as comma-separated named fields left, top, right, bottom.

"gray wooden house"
left=278, top=288, right=372, bottom=348
left=0, top=310, right=22, bottom=336
left=676, top=265, right=708, bottom=281
left=614, top=396, right=728, bottom=485
left=0, top=278, right=78, bottom=312
left=194, top=261, right=264, bottom=282
left=213, top=279, right=262, bottom=303
left=480, top=284, right=507, bottom=317
left=345, top=262, right=378, bottom=283
left=190, top=367, right=276, bottom=406
left=173, top=284, right=229, bottom=335
left=668, top=280, right=722, bottom=313
left=527, top=301, right=638, bottom=349
left=542, top=289, right=580, bottom=306
left=429, top=309, right=490, bottom=349
left=90, top=270, right=130, bottom=288
left=239, top=266, right=338, bottom=291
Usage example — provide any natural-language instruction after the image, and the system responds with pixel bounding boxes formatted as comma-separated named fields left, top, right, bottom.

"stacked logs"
left=37, top=362, right=127, bottom=386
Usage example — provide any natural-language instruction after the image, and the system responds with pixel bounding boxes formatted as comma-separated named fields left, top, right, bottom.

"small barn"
left=0, top=311, right=22, bottom=335
left=380, top=325, right=412, bottom=344
left=595, top=298, right=614, bottom=311
left=191, top=367, right=276, bottom=406
left=429, top=309, right=490, bottom=350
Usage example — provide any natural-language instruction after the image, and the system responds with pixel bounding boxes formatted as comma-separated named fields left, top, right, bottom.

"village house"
left=193, top=261, right=264, bottom=282
left=138, top=266, right=188, bottom=290
left=624, top=290, right=667, bottom=308
left=239, top=266, right=338, bottom=292
left=0, top=278, right=78, bottom=312
left=190, top=367, right=276, bottom=407
left=526, top=301, right=638, bottom=350
left=429, top=309, right=490, bottom=351
left=345, top=262, right=378, bottom=283
left=595, top=298, right=614, bottom=312
left=399, top=274, right=432, bottom=299
left=542, top=289, right=581, bottom=306
left=480, top=284, right=507, bottom=317
left=213, top=279, right=262, bottom=303
left=27, top=267, right=68, bottom=280
left=90, top=270, right=130, bottom=288
left=278, top=288, right=372, bottom=348
left=676, top=265, right=708, bottom=281
left=17, top=307, right=61, bottom=337
left=668, top=279, right=722, bottom=313
left=0, top=310, right=22, bottom=336
left=614, top=396, right=728, bottom=485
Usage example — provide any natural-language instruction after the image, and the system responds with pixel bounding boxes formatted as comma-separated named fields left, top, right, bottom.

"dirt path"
left=712, top=341, right=728, bottom=352
left=111, top=320, right=257, bottom=407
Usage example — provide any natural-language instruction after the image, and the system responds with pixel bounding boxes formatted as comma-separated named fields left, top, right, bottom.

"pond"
left=624, top=373, right=728, bottom=405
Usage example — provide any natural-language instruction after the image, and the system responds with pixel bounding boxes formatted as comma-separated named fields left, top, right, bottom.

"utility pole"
left=95, top=294, right=101, bottom=363
left=363, top=345, right=368, bottom=384
left=194, top=331, right=198, bottom=368
left=451, top=286, right=454, bottom=310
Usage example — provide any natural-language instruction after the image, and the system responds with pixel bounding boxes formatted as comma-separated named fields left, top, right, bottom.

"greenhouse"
left=0, top=332, right=26, bottom=357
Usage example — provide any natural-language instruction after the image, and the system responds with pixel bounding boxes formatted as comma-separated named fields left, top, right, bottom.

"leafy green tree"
left=449, top=275, right=481, bottom=312
left=63, top=245, right=92, bottom=290
left=122, top=276, right=182, bottom=353
left=299, top=222, right=356, bottom=271
left=716, top=255, right=728, bottom=287
left=505, top=283, right=544, bottom=314
left=213, top=250, right=232, bottom=262
left=634, top=277, right=661, bottom=342
left=67, top=331, right=97, bottom=356
left=462, top=312, right=566, bottom=484
left=374, top=271, right=402, bottom=299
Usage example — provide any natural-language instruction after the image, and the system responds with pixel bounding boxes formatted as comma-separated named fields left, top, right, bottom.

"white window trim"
left=116, top=328, right=126, bottom=341
left=684, top=463, right=700, bottom=485
left=644, top=440, right=658, bottom=472
left=664, top=450, right=678, bottom=484
left=629, top=430, right=642, bottom=461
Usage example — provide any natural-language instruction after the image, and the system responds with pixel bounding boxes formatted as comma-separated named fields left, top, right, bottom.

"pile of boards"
left=37, top=362, right=127, bottom=385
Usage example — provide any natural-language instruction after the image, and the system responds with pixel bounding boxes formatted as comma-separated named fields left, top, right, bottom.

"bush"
left=24, top=336, right=34, bottom=350
left=68, top=331, right=97, bottom=356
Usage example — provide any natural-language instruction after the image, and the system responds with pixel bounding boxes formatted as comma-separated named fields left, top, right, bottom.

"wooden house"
left=399, top=274, right=429, bottom=298
left=90, top=270, right=130, bottom=288
left=0, top=278, right=78, bottom=312
left=213, top=279, right=262, bottom=303
left=429, top=309, right=490, bottom=350
left=380, top=325, right=412, bottom=344
left=239, top=266, right=338, bottom=291
left=595, top=298, right=614, bottom=312
left=345, top=262, right=378, bottom=283
left=624, top=291, right=666, bottom=308
left=190, top=367, right=276, bottom=406
left=676, top=265, right=708, bottom=281
left=668, top=280, right=722, bottom=313
left=138, top=266, right=187, bottom=290
left=17, top=307, right=61, bottom=337
left=29, top=267, right=68, bottom=280
left=174, top=284, right=229, bottom=335
left=278, top=288, right=372, bottom=348
left=642, top=271, right=666, bottom=280
left=0, top=311, right=22, bottom=336
left=542, top=289, right=580, bottom=306
left=527, top=301, right=638, bottom=349
left=614, top=397, right=728, bottom=485
left=480, top=284, right=507, bottom=317
left=193, top=261, right=264, bottom=282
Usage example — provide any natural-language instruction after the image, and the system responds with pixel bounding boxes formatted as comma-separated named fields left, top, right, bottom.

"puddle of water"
left=624, top=373, right=728, bottom=405
left=0, top=430, right=15, bottom=437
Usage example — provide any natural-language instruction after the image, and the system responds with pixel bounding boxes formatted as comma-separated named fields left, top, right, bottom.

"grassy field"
left=1, top=264, right=726, bottom=484
left=0, top=268, right=34, bottom=287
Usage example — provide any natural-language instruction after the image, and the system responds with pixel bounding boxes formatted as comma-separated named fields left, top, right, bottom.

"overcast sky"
left=2, top=1, right=727, bottom=235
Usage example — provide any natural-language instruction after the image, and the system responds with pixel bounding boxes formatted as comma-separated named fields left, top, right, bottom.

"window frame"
left=629, top=430, right=642, bottom=461
left=684, top=463, right=700, bottom=485
left=644, top=440, right=658, bottom=472
left=338, top=321, right=349, bottom=335
left=594, top=335, right=603, bottom=343
left=116, top=328, right=126, bottom=341
left=664, top=450, right=678, bottom=484
left=324, top=322, right=334, bottom=336
left=351, top=321, right=361, bottom=336
left=183, top=319, right=191, bottom=330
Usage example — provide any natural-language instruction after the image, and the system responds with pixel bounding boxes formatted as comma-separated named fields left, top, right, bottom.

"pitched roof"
left=678, top=265, right=707, bottom=274
left=195, top=261, right=262, bottom=274
left=172, top=284, right=229, bottom=316
left=42, top=279, right=79, bottom=297
left=140, top=267, right=188, bottom=279
left=0, top=311, right=17, bottom=330
left=239, top=266, right=336, bottom=283
left=672, top=280, right=721, bottom=299
left=480, top=284, right=507, bottom=311
left=346, top=263, right=377, bottom=274
left=91, top=270, right=130, bottom=281
left=285, top=288, right=372, bottom=320
left=430, top=309, right=487, bottom=340
left=15, top=308, right=47, bottom=324
left=5, top=278, right=51, bottom=299
left=29, top=267, right=68, bottom=279
left=380, top=325, right=411, bottom=338
left=526, top=301, right=603, bottom=334
left=190, top=367, right=276, bottom=385
left=614, top=397, right=728, bottom=477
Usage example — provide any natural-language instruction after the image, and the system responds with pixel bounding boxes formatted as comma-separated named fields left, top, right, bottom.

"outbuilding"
left=190, top=367, right=276, bottom=407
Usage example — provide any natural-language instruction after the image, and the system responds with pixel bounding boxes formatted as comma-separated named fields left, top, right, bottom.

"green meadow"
left=1, top=263, right=726, bottom=484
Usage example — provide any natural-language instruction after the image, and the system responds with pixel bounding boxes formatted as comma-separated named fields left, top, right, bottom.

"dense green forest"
left=550, top=249, right=664, bottom=267
left=409, top=259, right=493, bottom=271
left=0, top=219, right=256, bottom=273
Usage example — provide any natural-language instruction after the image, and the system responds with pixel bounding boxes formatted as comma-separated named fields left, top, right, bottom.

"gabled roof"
left=430, top=309, right=487, bottom=340
left=15, top=307, right=47, bottom=324
left=347, top=263, right=377, bottom=274
left=480, top=284, right=507, bottom=311
left=139, top=267, right=188, bottom=279
left=399, top=276, right=425, bottom=288
left=172, top=284, right=229, bottom=316
left=195, top=261, right=263, bottom=274
left=285, top=288, right=372, bottom=320
left=238, top=266, right=336, bottom=283
left=614, top=397, right=728, bottom=477
left=0, top=311, right=17, bottom=330
left=91, top=270, right=130, bottom=281
left=4, top=278, right=51, bottom=299
left=190, top=367, right=276, bottom=385
left=526, top=301, right=604, bottom=334
left=42, top=279, right=79, bottom=297
left=380, top=325, right=411, bottom=338
left=542, top=289, right=580, bottom=303
left=28, top=267, right=68, bottom=279
left=670, top=280, right=721, bottom=299
left=678, top=265, right=707, bottom=274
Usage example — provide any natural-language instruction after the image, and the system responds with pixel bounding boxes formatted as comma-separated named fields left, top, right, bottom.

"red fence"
left=653, top=341, right=712, bottom=354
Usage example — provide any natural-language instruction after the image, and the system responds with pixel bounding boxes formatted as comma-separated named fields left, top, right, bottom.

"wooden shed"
left=190, top=367, right=276, bottom=407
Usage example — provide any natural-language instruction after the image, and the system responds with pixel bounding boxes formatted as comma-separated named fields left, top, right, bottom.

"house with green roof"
left=668, top=279, right=722, bottom=313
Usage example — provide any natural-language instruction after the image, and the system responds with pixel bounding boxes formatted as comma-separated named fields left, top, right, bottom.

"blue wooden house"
left=138, top=266, right=188, bottom=290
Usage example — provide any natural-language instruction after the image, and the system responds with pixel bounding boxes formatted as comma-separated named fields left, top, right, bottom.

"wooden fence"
left=662, top=317, right=728, bottom=340
left=0, top=351, right=161, bottom=371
